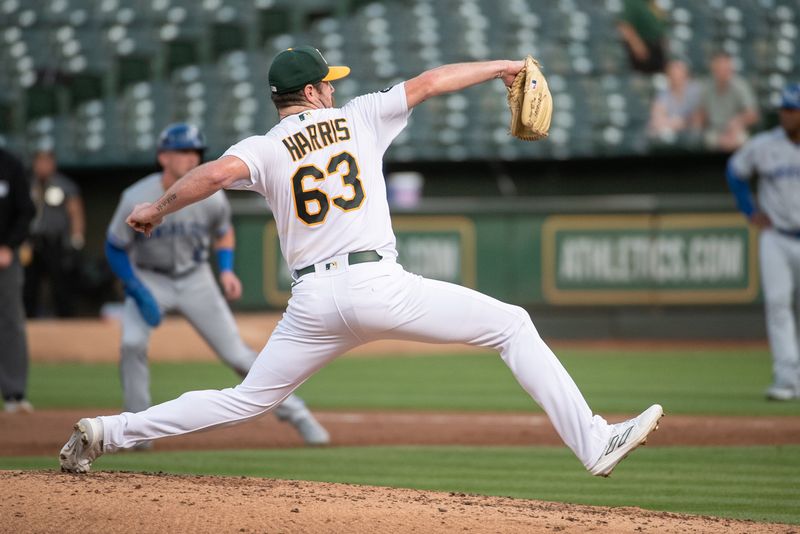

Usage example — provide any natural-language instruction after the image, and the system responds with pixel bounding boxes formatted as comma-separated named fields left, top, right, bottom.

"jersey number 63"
left=291, top=151, right=364, bottom=226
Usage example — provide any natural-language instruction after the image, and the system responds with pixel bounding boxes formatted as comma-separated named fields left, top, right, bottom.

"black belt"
left=777, top=228, right=800, bottom=239
left=139, top=265, right=198, bottom=278
left=294, top=250, right=382, bottom=278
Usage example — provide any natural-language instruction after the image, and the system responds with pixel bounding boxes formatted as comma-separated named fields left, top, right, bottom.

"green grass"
left=9, top=349, right=800, bottom=525
left=25, top=349, right=800, bottom=415
left=4, top=445, right=799, bottom=524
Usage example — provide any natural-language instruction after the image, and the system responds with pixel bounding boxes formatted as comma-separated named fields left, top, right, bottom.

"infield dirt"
left=1, top=409, right=800, bottom=456
left=6, top=315, right=797, bottom=533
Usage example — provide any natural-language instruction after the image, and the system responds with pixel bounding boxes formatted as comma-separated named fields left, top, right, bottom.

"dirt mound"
left=2, top=470, right=789, bottom=534
left=16, top=317, right=791, bottom=532
left=4, top=410, right=798, bottom=533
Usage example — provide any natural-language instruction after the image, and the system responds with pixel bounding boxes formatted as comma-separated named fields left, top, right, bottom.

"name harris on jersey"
left=281, top=113, right=351, bottom=162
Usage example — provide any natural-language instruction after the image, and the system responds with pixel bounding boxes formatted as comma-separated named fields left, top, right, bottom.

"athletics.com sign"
left=541, top=214, right=759, bottom=305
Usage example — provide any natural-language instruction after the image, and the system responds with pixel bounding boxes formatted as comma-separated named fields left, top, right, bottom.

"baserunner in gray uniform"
left=104, top=123, right=329, bottom=445
left=727, top=83, right=800, bottom=401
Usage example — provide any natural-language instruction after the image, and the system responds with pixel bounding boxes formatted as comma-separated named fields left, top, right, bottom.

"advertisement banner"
left=541, top=214, right=759, bottom=305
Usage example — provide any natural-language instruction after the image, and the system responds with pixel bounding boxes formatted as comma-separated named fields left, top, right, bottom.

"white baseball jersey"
left=222, top=83, right=411, bottom=271
left=729, top=127, right=800, bottom=231
left=107, top=173, right=231, bottom=275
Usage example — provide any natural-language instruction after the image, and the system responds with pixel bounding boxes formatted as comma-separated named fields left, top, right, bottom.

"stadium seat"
left=2, top=0, right=799, bottom=162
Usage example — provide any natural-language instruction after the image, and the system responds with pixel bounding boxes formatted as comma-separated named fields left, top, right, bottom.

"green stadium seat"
left=257, top=5, right=292, bottom=44
left=24, top=84, right=61, bottom=121
left=25, top=115, right=71, bottom=157
left=63, top=98, right=125, bottom=165
left=3, top=0, right=799, bottom=163
left=0, top=97, right=14, bottom=135
left=115, top=80, right=173, bottom=162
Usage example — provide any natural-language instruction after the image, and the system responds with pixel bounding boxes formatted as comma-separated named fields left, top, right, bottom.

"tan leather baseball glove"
left=507, top=56, right=553, bottom=141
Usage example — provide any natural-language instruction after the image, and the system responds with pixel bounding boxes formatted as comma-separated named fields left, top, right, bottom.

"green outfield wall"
left=231, top=195, right=758, bottom=311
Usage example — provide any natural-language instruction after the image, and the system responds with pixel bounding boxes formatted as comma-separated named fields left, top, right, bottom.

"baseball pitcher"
left=102, top=123, right=329, bottom=447
left=61, top=47, right=662, bottom=476
left=726, top=83, right=800, bottom=401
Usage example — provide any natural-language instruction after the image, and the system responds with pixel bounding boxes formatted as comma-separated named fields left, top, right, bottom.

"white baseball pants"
left=102, top=257, right=612, bottom=468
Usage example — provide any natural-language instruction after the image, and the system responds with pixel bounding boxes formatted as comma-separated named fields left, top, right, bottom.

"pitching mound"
left=1, top=470, right=786, bottom=534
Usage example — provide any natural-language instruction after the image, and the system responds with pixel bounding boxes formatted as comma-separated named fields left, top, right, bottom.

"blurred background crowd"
left=0, top=0, right=796, bottom=164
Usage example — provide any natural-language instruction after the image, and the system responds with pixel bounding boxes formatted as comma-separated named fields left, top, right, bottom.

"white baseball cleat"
left=275, top=404, right=331, bottom=446
left=765, top=386, right=797, bottom=401
left=589, top=404, right=663, bottom=477
left=59, top=418, right=104, bottom=474
left=132, top=440, right=154, bottom=451
left=291, top=414, right=331, bottom=446
left=3, top=399, right=34, bottom=414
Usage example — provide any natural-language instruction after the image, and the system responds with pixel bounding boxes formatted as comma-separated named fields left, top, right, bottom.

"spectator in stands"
left=24, top=150, right=86, bottom=317
left=617, top=0, right=668, bottom=74
left=0, top=148, right=35, bottom=413
left=647, top=59, right=703, bottom=145
left=696, top=52, right=759, bottom=153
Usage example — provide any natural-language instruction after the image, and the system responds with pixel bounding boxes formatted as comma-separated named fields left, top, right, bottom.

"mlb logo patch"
left=530, top=79, right=538, bottom=90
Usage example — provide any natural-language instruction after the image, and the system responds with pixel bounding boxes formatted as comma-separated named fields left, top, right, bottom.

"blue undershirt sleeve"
left=725, top=162, right=755, bottom=217
left=105, top=239, right=136, bottom=285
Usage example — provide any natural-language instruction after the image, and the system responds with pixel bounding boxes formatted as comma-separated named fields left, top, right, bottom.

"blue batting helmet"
left=780, top=83, right=800, bottom=110
left=156, top=123, right=207, bottom=153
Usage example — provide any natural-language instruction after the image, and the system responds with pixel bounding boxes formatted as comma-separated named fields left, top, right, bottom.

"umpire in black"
left=0, top=147, right=35, bottom=413
left=24, top=150, right=85, bottom=317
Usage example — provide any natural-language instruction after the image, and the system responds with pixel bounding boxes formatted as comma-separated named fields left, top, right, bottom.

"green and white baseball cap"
left=268, top=46, right=350, bottom=94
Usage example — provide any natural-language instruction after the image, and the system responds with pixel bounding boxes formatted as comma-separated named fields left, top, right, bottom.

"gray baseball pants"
left=120, top=263, right=307, bottom=418
left=760, top=229, right=800, bottom=393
